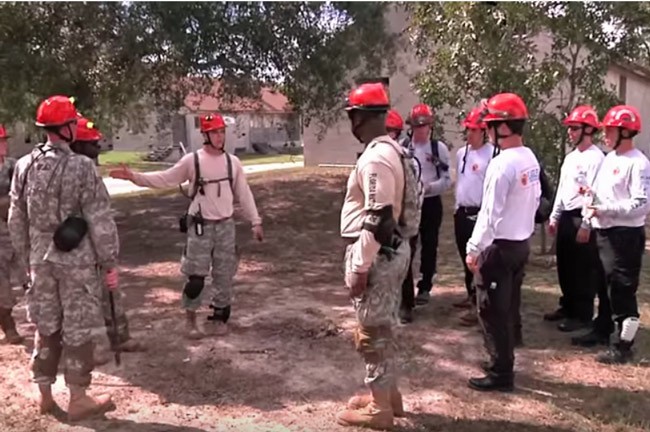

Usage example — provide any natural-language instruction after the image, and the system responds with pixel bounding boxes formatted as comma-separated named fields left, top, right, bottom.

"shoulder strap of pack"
left=18, top=145, right=50, bottom=199
left=225, top=152, right=233, bottom=190
left=430, top=138, right=441, bottom=177
left=191, top=150, right=201, bottom=199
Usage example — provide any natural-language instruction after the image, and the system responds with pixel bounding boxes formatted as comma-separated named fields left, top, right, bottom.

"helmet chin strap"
left=203, top=132, right=225, bottom=152
left=52, top=123, right=75, bottom=143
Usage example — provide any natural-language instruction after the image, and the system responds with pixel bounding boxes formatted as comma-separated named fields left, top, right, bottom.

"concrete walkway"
left=103, top=160, right=303, bottom=196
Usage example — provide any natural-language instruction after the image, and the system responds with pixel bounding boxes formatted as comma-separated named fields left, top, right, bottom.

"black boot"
left=415, top=290, right=430, bottom=306
left=468, top=373, right=514, bottom=392
left=543, top=308, right=567, bottom=322
left=557, top=318, right=591, bottom=333
left=399, top=307, right=413, bottom=324
left=571, top=330, right=610, bottom=348
left=597, top=342, right=634, bottom=365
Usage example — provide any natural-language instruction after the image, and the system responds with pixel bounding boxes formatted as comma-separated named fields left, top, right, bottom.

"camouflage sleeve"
left=7, top=158, right=30, bottom=264
left=79, top=159, right=120, bottom=267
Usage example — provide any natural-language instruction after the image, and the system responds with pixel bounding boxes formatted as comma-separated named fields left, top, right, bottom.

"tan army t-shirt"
left=340, top=135, right=405, bottom=273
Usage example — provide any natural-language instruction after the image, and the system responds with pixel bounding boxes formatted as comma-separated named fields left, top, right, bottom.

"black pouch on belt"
left=53, top=216, right=88, bottom=252
left=179, top=213, right=189, bottom=233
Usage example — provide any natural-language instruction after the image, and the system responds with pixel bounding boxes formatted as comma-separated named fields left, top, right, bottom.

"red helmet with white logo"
left=345, top=83, right=390, bottom=112
left=481, top=93, right=528, bottom=122
left=76, top=117, right=103, bottom=142
left=601, top=105, right=642, bottom=132
left=462, top=107, right=487, bottom=130
left=35, top=95, right=78, bottom=127
left=563, top=105, right=600, bottom=129
left=200, top=113, right=226, bottom=133
left=0, top=124, right=8, bottom=139
left=386, top=109, right=404, bottom=131
left=408, top=103, right=434, bottom=126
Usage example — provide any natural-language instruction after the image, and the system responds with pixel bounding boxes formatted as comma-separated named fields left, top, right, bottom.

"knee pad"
left=183, top=276, right=205, bottom=300
left=207, top=305, right=230, bottom=323
left=620, top=317, right=640, bottom=342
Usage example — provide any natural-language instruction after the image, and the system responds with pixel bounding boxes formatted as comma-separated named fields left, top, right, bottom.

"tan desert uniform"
left=340, top=135, right=413, bottom=402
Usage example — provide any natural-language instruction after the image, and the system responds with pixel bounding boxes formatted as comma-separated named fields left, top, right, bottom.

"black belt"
left=562, top=209, right=583, bottom=217
left=494, top=238, right=529, bottom=246
left=457, top=206, right=480, bottom=216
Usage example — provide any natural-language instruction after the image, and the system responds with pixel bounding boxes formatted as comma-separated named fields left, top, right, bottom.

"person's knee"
left=183, top=275, right=205, bottom=300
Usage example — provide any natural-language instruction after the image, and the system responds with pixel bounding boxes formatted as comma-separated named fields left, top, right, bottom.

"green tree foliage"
left=408, top=1, right=650, bottom=181
left=0, top=2, right=394, bottom=134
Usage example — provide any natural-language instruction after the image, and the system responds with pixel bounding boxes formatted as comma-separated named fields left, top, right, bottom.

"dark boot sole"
left=467, top=381, right=514, bottom=393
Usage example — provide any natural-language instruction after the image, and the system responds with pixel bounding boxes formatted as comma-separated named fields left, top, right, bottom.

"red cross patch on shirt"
left=521, top=173, right=529, bottom=186
left=472, top=163, right=479, bottom=172
left=613, top=167, right=620, bottom=176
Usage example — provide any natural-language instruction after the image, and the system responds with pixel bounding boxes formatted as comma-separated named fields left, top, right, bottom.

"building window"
left=619, top=75, right=627, bottom=103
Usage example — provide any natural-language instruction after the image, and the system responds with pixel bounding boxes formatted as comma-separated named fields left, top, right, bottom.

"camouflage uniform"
left=8, top=143, right=119, bottom=388
left=0, top=156, right=28, bottom=341
left=181, top=219, right=238, bottom=311
left=0, top=157, right=18, bottom=310
left=341, top=138, right=421, bottom=394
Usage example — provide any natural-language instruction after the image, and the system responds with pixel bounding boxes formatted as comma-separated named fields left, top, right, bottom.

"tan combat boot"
left=38, top=384, right=58, bottom=414
left=347, top=384, right=405, bottom=417
left=67, top=386, right=114, bottom=422
left=185, top=310, right=204, bottom=340
left=337, top=386, right=394, bottom=430
left=0, top=308, right=23, bottom=344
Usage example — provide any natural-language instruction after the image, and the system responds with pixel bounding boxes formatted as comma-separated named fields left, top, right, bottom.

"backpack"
left=376, top=140, right=422, bottom=240
left=402, top=133, right=449, bottom=178
left=189, top=150, right=234, bottom=199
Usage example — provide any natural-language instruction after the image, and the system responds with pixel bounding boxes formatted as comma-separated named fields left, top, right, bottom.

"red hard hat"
left=462, top=107, right=487, bottom=130
left=200, top=113, right=226, bottom=133
left=35, top=95, right=78, bottom=127
left=601, top=105, right=642, bottom=132
left=345, top=83, right=390, bottom=111
left=563, top=105, right=600, bottom=129
left=481, top=93, right=528, bottom=122
left=386, top=109, right=404, bottom=130
left=0, top=124, right=8, bottom=138
left=408, top=103, right=434, bottom=126
left=76, top=117, right=103, bottom=142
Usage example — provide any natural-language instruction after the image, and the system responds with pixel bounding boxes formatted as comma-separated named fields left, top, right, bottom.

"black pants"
left=596, top=227, right=644, bottom=331
left=477, top=239, right=530, bottom=377
left=401, top=236, right=419, bottom=311
left=555, top=209, right=603, bottom=322
left=454, top=206, right=480, bottom=298
left=417, top=196, right=443, bottom=293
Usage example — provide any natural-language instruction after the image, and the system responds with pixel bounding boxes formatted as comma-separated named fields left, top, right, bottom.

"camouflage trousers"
left=0, top=233, right=29, bottom=309
left=181, top=218, right=238, bottom=311
left=29, top=263, right=103, bottom=388
left=344, top=239, right=410, bottom=390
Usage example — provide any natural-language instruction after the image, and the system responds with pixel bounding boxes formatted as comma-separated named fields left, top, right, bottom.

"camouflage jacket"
left=0, top=157, right=16, bottom=234
left=8, top=143, right=119, bottom=267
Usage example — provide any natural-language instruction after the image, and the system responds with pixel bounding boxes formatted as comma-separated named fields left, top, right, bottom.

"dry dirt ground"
left=1, top=167, right=649, bottom=432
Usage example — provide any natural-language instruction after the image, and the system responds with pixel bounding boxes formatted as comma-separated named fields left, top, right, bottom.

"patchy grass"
left=238, top=153, right=304, bottom=165
left=98, top=151, right=147, bottom=165
left=1, top=167, right=649, bottom=432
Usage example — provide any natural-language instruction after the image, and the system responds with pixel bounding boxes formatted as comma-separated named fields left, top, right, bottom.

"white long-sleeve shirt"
left=455, top=143, right=495, bottom=209
left=550, top=144, right=604, bottom=222
left=411, top=140, right=451, bottom=197
left=467, top=146, right=541, bottom=256
left=591, top=147, right=650, bottom=229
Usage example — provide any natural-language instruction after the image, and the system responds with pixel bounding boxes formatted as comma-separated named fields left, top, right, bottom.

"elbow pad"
left=362, top=205, right=396, bottom=247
